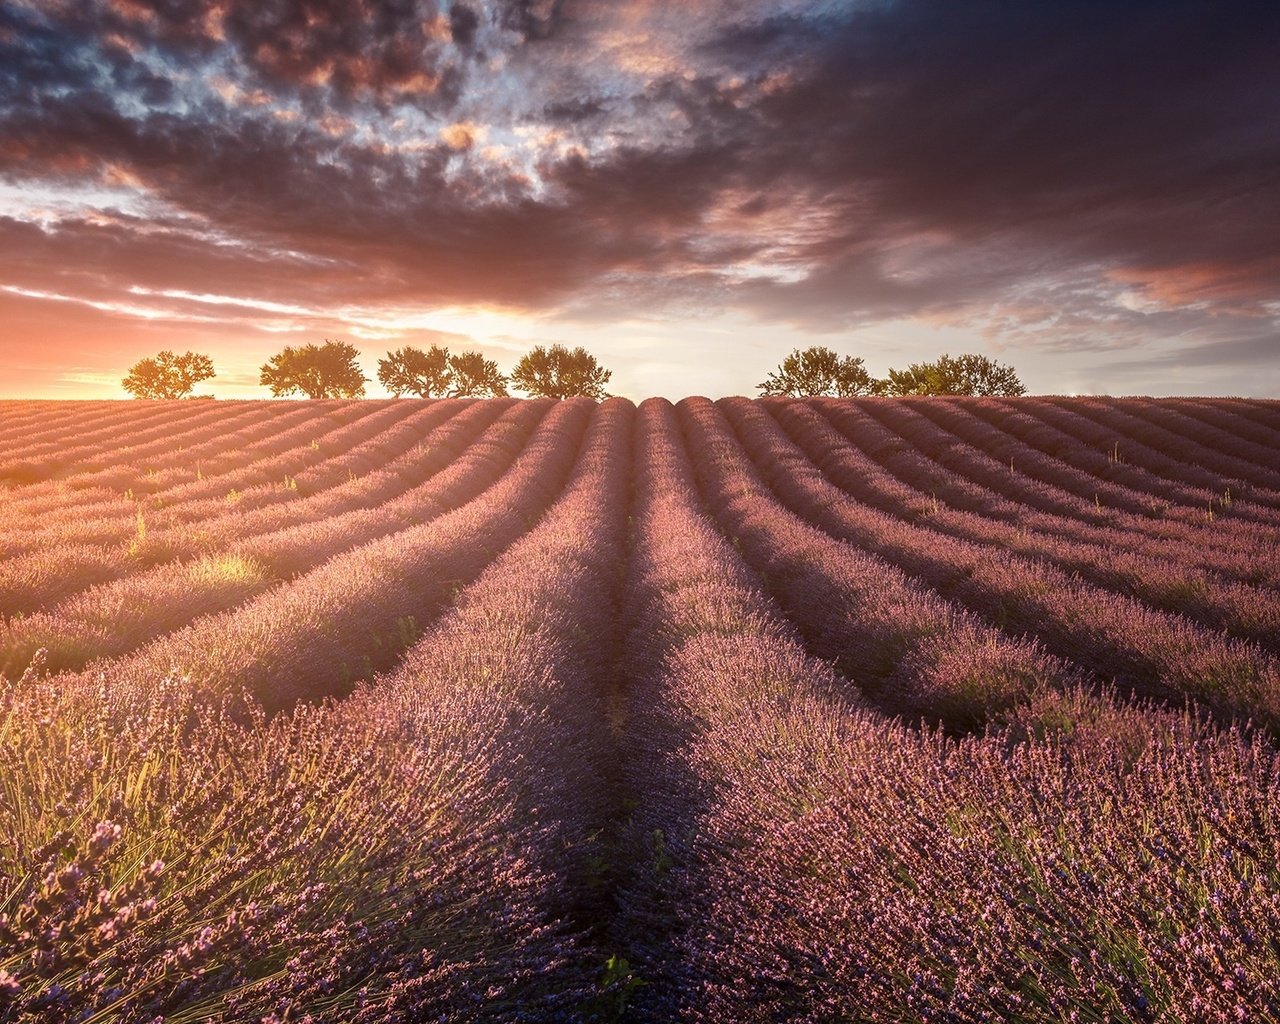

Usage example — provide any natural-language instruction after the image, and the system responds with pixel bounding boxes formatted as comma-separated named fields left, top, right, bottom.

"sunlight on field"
left=186, top=553, right=267, bottom=586
left=0, top=394, right=1278, bottom=1021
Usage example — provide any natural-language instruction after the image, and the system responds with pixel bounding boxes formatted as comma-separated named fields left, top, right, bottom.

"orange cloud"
left=440, top=121, right=486, bottom=151
left=1109, top=260, right=1280, bottom=312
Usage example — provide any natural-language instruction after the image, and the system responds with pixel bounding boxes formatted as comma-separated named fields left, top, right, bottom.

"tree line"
left=122, top=341, right=613, bottom=401
left=121, top=342, right=1025, bottom=399
left=756, top=346, right=1025, bottom=397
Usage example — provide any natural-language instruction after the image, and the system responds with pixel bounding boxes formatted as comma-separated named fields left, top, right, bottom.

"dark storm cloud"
left=0, top=5, right=100, bottom=98
left=0, top=0, right=1277, bottom=356
left=0, top=213, right=356, bottom=309
left=0, top=0, right=669, bottom=304
left=1, top=0, right=469, bottom=113
left=548, top=141, right=743, bottom=234
left=448, top=3, right=480, bottom=47
left=540, top=96, right=608, bottom=124
left=218, top=0, right=449, bottom=104
left=718, top=0, right=1280, bottom=325
left=498, top=0, right=566, bottom=42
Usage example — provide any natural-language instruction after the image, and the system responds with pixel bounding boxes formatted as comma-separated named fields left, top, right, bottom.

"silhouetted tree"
left=378, top=345, right=452, bottom=397
left=448, top=351, right=508, bottom=397
left=377, top=345, right=509, bottom=397
left=122, top=350, right=215, bottom=399
left=260, top=340, right=367, bottom=399
left=510, top=344, right=611, bottom=399
left=758, top=346, right=877, bottom=397
left=880, top=353, right=1026, bottom=396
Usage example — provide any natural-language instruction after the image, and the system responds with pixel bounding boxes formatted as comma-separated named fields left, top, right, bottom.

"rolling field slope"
left=2, top=396, right=1279, bottom=1022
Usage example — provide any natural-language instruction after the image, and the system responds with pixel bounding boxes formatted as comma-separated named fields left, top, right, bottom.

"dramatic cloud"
left=0, top=0, right=1276, bottom=397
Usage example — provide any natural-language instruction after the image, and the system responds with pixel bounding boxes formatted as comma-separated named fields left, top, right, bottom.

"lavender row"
left=0, top=399, right=293, bottom=498
left=0, top=401, right=317, bottom=527
left=33, top=399, right=591, bottom=714
left=0, top=400, right=499, bottom=616
left=0, top=401, right=142, bottom=454
left=767, top=400, right=1280, bottom=651
left=5, top=399, right=469, bottom=558
left=955, top=395, right=1280, bottom=520
left=0, top=402, right=547, bottom=676
left=940, top=397, right=1280, bottom=527
left=334, top=396, right=638, bottom=1011
left=131, top=398, right=459, bottom=525
left=846, top=397, right=1280, bottom=563
left=875, top=397, right=1280, bottom=543
left=677, top=694, right=1280, bottom=1023
left=0, top=401, right=420, bottom=547
left=0, top=399, right=214, bottom=469
left=993, top=397, right=1280, bottom=502
left=0, top=399, right=633, bottom=1021
left=612, top=397, right=866, bottom=1018
left=179, top=401, right=511, bottom=566
left=712, top=398, right=1280, bottom=728
left=3, top=682, right=548, bottom=1023
left=617, top=399, right=1280, bottom=1022
left=812, top=398, right=1280, bottom=588
left=1113, top=397, right=1280, bottom=476
left=678, top=398, right=1078, bottom=728
left=1188, top=397, right=1280, bottom=442
left=0, top=400, right=347, bottom=522
left=1, top=398, right=413, bottom=526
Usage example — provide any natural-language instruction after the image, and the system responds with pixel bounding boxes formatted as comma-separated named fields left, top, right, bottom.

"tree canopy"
left=377, top=345, right=507, bottom=398
left=121, top=350, right=215, bottom=399
left=447, top=351, right=508, bottom=398
left=260, top=340, right=368, bottom=399
left=879, top=353, right=1026, bottom=397
left=757, top=346, right=878, bottom=397
left=377, top=345, right=451, bottom=398
left=510, top=344, right=611, bottom=400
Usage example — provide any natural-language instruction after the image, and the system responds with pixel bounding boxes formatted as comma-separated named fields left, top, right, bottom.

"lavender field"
left=2, top=395, right=1279, bottom=1022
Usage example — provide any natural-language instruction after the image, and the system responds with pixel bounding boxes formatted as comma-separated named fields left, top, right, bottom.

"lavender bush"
left=0, top=394, right=1277, bottom=1021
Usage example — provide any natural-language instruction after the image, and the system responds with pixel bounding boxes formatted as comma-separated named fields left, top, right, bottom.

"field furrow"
left=3, top=394, right=1279, bottom=1023
left=811, top=399, right=1280, bottom=588
left=0, top=401, right=420, bottom=552
left=1115, top=397, right=1280, bottom=472
left=0, top=401, right=128, bottom=449
left=0, top=401, right=347, bottom=520
left=693, top=399, right=1280, bottom=727
left=0, top=400, right=293, bottom=494
left=679, top=398, right=1078, bottom=727
left=899, top=397, right=1280, bottom=534
left=14, top=397, right=412, bottom=522
left=43, top=398, right=592, bottom=712
left=312, top=396, right=635, bottom=1016
left=1192, top=397, right=1280, bottom=439
left=0, top=401, right=496, bottom=614
left=0, top=400, right=203, bottom=466
left=612, top=398, right=867, bottom=1018
left=0, top=402, right=553, bottom=673
left=763, top=400, right=1280, bottom=650
left=1008, top=397, right=1280, bottom=501
left=850, top=397, right=1280, bottom=557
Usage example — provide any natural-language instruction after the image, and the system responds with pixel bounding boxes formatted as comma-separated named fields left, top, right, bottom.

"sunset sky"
left=1, top=0, right=1277, bottom=400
